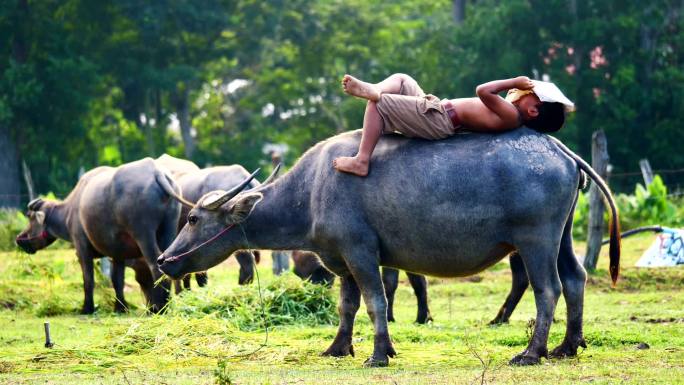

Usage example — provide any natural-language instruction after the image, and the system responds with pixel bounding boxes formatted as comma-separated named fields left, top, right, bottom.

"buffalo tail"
left=548, top=136, right=621, bottom=286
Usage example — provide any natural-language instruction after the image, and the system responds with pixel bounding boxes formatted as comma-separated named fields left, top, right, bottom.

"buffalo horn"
left=261, top=163, right=282, bottom=186
left=203, top=168, right=260, bottom=210
left=27, top=198, right=44, bottom=211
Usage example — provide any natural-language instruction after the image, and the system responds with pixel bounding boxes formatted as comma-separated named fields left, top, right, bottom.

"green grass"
left=1, top=235, right=683, bottom=384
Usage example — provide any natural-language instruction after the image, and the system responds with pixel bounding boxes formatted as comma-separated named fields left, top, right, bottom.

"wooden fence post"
left=583, top=130, right=610, bottom=271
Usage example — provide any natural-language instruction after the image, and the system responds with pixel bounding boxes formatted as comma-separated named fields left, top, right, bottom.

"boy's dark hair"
left=524, top=102, right=565, bottom=133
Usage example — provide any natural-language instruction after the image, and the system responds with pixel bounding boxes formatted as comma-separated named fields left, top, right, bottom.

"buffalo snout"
left=156, top=254, right=167, bottom=266
left=15, top=236, right=36, bottom=254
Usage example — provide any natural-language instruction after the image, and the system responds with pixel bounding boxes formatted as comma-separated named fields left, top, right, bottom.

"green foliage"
left=615, top=175, right=682, bottom=229
left=214, top=360, right=234, bottom=385
left=0, top=209, right=27, bottom=251
left=167, top=273, right=338, bottom=330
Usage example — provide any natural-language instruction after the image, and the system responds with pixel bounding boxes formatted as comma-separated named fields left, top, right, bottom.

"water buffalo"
left=174, top=165, right=263, bottom=286
left=158, top=128, right=620, bottom=367
left=292, top=250, right=432, bottom=324
left=16, top=158, right=184, bottom=313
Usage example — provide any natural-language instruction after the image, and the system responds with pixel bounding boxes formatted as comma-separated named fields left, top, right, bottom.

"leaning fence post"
left=583, top=130, right=609, bottom=271
left=639, top=159, right=654, bottom=186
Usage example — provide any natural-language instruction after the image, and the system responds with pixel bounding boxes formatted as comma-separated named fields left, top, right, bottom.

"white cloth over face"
left=531, top=80, right=575, bottom=112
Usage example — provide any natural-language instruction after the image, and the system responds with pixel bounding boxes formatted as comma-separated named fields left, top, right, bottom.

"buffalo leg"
left=346, top=253, right=395, bottom=367
left=75, top=242, right=99, bottom=314
left=551, top=203, right=587, bottom=358
left=509, top=238, right=562, bottom=366
left=406, top=272, right=432, bottom=324
left=195, top=272, right=208, bottom=287
left=490, top=252, right=528, bottom=324
left=322, top=274, right=361, bottom=357
left=381, top=268, right=399, bottom=322
left=131, top=258, right=155, bottom=308
left=135, top=235, right=170, bottom=313
left=235, top=251, right=255, bottom=285
left=110, top=259, right=128, bottom=313
left=174, top=279, right=184, bottom=294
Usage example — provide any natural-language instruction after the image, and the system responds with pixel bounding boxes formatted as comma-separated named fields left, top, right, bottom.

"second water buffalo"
left=16, top=158, right=183, bottom=313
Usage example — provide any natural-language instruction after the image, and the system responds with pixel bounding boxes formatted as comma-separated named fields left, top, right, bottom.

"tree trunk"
left=583, top=130, right=609, bottom=271
left=453, top=0, right=466, bottom=23
left=0, top=127, right=21, bottom=208
left=176, top=87, right=195, bottom=159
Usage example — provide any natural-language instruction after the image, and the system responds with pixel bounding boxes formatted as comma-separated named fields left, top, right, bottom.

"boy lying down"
left=333, top=73, right=574, bottom=176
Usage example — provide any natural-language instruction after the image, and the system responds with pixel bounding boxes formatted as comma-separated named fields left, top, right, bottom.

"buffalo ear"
left=34, top=211, right=45, bottom=225
left=228, top=193, right=263, bottom=223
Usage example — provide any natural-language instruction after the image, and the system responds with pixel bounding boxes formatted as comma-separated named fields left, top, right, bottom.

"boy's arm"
left=475, top=76, right=533, bottom=127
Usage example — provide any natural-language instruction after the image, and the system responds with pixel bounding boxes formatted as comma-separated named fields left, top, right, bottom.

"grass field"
left=1, top=234, right=683, bottom=384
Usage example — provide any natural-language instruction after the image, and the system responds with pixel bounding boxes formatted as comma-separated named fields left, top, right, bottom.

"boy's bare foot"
left=342, top=75, right=381, bottom=102
left=333, top=156, right=369, bottom=177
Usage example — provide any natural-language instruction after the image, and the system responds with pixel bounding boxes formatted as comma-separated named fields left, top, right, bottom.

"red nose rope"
left=164, top=224, right=236, bottom=263
left=16, top=231, right=50, bottom=241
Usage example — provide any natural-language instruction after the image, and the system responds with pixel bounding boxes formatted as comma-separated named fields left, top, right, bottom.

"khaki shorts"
left=375, top=76, right=457, bottom=140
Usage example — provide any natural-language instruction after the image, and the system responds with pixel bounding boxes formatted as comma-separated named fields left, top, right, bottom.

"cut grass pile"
left=167, top=274, right=338, bottom=330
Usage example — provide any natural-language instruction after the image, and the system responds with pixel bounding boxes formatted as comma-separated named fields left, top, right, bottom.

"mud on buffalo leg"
left=235, top=251, right=255, bottom=285
left=381, top=268, right=399, bottom=322
left=74, top=241, right=100, bottom=314
left=509, top=237, right=562, bottom=366
left=322, top=274, right=361, bottom=358
left=110, top=259, right=128, bottom=313
left=551, top=200, right=587, bottom=358
left=406, top=272, right=432, bottom=324
left=490, top=252, right=528, bottom=325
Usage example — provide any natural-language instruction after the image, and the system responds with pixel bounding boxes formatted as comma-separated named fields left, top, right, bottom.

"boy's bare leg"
left=333, top=101, right=383, bottom=176
left=342, top=73, right=409, bottom=101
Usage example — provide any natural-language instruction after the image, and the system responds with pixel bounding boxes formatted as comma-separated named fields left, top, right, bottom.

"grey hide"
left=16, top=158, right=182, bottom=314
left=158, top=128, right=620, bottom=367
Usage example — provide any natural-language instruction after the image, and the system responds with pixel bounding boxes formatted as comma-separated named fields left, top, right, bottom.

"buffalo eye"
left=188, top=215, right=198, bottom=225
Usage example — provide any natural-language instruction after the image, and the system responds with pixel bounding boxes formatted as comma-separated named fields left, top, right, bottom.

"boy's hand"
left=513, top=76, right=534, bottom=90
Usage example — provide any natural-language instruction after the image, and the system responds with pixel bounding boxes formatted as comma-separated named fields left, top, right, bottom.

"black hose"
left=601, top=225, right=664, bottom=245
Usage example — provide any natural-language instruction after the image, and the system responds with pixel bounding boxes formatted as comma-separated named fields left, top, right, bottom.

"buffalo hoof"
left=238, top=271, right=254, bottom=285
left=550, top=338, right=587, bottom=359
left=148, top=304, right=167, bottom=314
left=114, top=301, right=128, bottom=313
left=415, top=312, right=433, bottom=324
left=363, top=356, right=389, bottom=368
left=363, top=341, right=396, bottom=367
left=488, top=318, right=507, bottom=326
left=80, top=305, right=95, bottom=315
left=509, top=352, right=541, bottom=366
left=387, top=315, right=396, bottom=323
left=321, top=342, right=355, bottom=357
